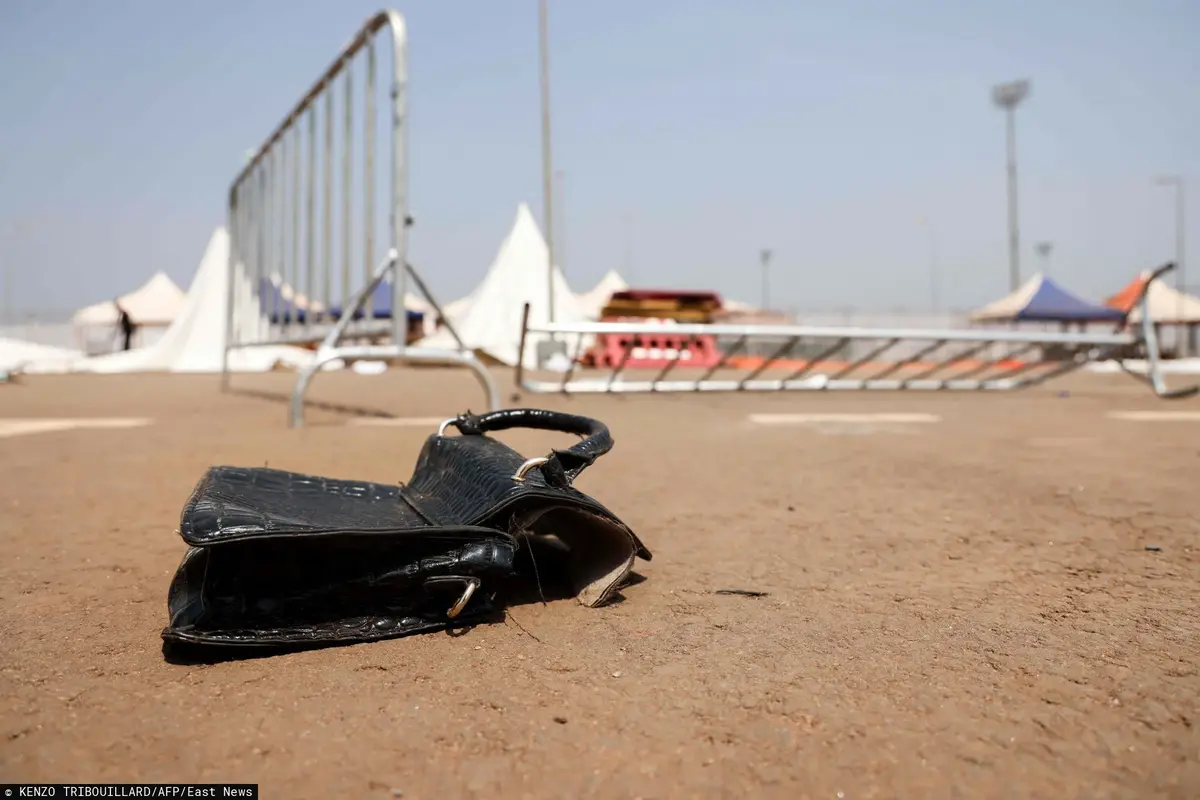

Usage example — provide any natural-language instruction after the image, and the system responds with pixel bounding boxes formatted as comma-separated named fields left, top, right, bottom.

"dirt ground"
left=1, top=367, right=1197, bottom=798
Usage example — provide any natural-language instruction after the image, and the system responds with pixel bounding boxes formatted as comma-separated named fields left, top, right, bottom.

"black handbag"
left=161, top=409, right=651, bottom=651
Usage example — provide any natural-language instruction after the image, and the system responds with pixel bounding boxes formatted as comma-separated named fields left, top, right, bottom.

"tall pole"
left=760, top=249, right=773, bottom=309
left=538, top=0, right=556, bottom=323
left=992, top=80, right=1031, bottom=292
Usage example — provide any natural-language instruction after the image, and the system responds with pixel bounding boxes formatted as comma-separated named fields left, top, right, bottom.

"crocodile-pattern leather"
left=162, top=409, right=651, bottom=652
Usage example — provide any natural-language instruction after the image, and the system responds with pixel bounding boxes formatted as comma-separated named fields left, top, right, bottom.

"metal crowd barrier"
left=516, top=264, right=1199, bottom=400
left=221, top=10, right=498, bottom=426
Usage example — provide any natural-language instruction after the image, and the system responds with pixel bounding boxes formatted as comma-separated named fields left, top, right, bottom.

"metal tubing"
left=342, top=65, right=353, bottom=309
left=273, top=144, right=284, bottom=325
left=289, top=125, right=300, bottom=329
left=829, top=338, right=900, bottom=381
left=290, top=345, right=499, bottom=428
left=560, top=330, right=586, bottom=391
left=221, top=194, right=237, bottom=387
left=950, top=341, right=1039, bottom=383
left=605, top=333, right=635, bottom=389
left=697, top=335, right=748, bottom=383
left=317, top=250, right=395, bottom=352
left=389, top=17, right=409, bottom=350
left=322, top=90, right=334, bottom=322
left=404, top=261, right=464, bottom=348
left=528, top=320, right=1139, bottom=346
left=515, top=293, right=1196, bottom=398
left=977, top=348, right=1066, bottom=388
left=514, top=303, right=532, bottom=392
left=648, top=334, right=695, bottom=390
left=900, top=340, right=995, bottom=385
left=364, top=39, right=376, bottom=289
left=224, top=11, right=510, bottom=425
left=739, top=336, right=799, bottom=387
left=305, top=107, right=316, bottom=331
left=256, top=166, right=268, bottom=327
left=779, top=337, right=849, bottom=382
left=867, top=339, right=946, bottom=381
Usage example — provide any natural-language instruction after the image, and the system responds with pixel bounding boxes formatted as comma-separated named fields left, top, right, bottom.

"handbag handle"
left=439, top=409, right=613, bottom=488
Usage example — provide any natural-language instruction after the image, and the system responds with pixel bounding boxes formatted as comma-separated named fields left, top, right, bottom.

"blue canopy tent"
left=970, top=274, right=1126, bottom=323
left=259, top=277, right=423, bottom=326
left=327, top=279, right=423, bottom=324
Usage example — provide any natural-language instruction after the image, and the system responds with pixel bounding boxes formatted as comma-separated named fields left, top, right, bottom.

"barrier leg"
left=288, top=346, right=500, bottom=428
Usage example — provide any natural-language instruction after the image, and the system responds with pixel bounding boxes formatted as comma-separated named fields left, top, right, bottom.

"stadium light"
left=539, top=0, right=557, bottom=324
left=992, top=79, right=1031, bottom=292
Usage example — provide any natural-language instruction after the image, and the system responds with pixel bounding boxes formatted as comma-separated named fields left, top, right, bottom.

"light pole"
left=538, top=0, right=557, bottom=324
left=760, top=249, right=773, bottom=309
left=1155, top=175, right=1186, bottom=327
left=992, top=79, right=1031, bottom=292
left=1035, top=241, right=1053, bottom=276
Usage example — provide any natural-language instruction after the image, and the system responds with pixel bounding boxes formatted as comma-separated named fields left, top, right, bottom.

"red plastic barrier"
left=586, top=317, right=720, bottom=369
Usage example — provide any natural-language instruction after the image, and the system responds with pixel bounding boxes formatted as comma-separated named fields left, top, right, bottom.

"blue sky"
left=0, top=0, right=1197, bottom=314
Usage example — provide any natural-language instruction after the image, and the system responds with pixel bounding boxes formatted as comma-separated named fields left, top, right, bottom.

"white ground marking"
left=747, top=412, right=942, bottom=425
left=346, top=416, right=448, bottom=428
left=0, top=418, right=152, bottom=439
left=1107, top=410, right=1200, bottom=422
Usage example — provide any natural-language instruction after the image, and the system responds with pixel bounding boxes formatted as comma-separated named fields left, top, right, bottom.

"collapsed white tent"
left=72, top=227, right=314, bottom=374
left=73, top=271, right=186, bottom=327
left=576, top=269, right=629, bottom=320
left=418, top=203, right=586, bottom=369
left=0, top=338, right=83, bottom=375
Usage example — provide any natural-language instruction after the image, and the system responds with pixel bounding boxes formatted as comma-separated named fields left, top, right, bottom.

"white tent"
left=72, top=227, right=314, bottom=374
left=0, top=338, right=83, bottom=374
left=72, top=271, right=186, bottom=327
left=576, top=269, right=629, bottom=319
left=418, top=203, right=585, bottom=368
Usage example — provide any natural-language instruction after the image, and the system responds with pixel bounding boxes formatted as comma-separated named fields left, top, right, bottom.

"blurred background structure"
left=0, top=1, right=1197, bottom=359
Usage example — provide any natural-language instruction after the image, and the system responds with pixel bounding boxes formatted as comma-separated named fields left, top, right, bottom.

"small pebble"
left=553, top=716, right=567, bottom=724
left=1145, top=545, right=1162, bottom=552
left=612, top=671, right=622, bottom=678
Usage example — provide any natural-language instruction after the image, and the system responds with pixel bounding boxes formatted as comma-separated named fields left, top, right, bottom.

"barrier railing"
left=515, top=264, right=1199, bottom=400
left=222, top=10, right=498, bottom=426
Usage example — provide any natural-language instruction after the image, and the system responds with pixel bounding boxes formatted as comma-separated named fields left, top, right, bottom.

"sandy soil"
left=1, top=368, right=1197, bottom=798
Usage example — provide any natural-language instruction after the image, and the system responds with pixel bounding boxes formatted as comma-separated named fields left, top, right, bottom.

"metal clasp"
left=423, top=575, right=480, bottom=619
left=512, top=456, right=550, bottom=482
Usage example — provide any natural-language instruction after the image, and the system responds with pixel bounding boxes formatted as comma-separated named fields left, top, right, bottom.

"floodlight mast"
left=992, top=79, right=1031, bottom=292
left=539, top=0, right=556, bottom=324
